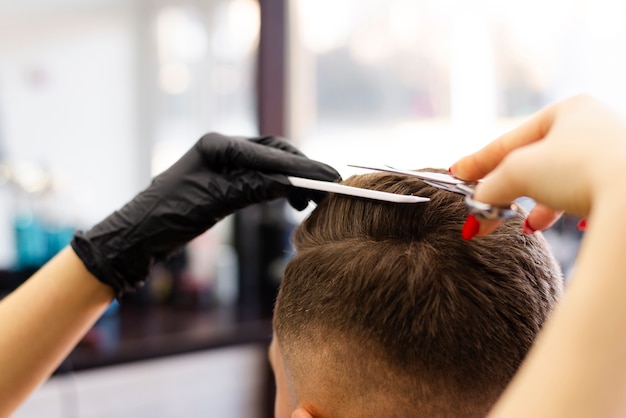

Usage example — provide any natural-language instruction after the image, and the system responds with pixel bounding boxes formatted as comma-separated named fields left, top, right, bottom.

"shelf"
left=63, top=305, right=273, bottom=373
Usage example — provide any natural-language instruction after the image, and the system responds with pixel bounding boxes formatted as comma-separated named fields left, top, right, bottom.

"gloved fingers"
left=244, top=140, right=340, bottom=182
left=198, top=133, right=342, bottom=183
left=287, top=189, right=328, bottom=211
left=250, top=169, right=330, bottom=210
left=287, top=193, right=310, bottom=211
left=306, top=189, right=330, bottom=205
left=252, top=138, right=342, bottom=200
left=225, top=171, right=326, bottom=212
left=252, top=135, right=307, bottom=157
left=217, top=171, right=291, bottom=209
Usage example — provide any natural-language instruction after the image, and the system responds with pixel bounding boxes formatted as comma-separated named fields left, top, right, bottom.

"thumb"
left=469, top=144, right=544, bottom=237
left=472, top=144, right=542, bottom=208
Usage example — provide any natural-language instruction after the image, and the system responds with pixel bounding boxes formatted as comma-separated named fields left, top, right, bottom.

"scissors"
left=347, top=164, right=519, bottom=220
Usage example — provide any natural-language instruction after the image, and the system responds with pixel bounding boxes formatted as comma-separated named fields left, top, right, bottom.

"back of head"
left=274, top=171, right=563, bottom=417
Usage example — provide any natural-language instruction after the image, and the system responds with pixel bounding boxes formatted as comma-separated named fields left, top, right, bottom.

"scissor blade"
left=348, top=164, right=464, bottom=185
left=422, top=180, right=463, bottom=194
left=288, top=177, right=430, bottom=204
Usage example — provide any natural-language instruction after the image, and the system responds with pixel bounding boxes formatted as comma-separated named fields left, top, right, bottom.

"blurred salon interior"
left=1, top=0, right=625, bottom=416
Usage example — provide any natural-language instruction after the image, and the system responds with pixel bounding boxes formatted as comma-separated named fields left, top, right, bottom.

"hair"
left=273, top=171, right=563, bottom=417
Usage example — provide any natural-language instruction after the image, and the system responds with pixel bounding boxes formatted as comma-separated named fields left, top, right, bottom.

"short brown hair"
left=274, top=171, right=563, bottom=417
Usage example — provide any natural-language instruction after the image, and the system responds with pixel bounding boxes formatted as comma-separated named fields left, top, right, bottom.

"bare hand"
left=450, top=95, right=626, bottom=236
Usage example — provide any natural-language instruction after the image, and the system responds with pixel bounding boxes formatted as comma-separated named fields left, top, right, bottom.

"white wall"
left=12, top=345, right=266, bottom=418
left=0, top=7, right=142, bottom=223
left=0, top=5, right=145, bottom=265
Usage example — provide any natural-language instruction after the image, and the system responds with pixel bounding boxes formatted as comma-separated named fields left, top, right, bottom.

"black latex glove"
left=71, top=133, right=341, bottom=298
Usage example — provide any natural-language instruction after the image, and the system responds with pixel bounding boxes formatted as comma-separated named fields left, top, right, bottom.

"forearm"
left=490, top=194, right=626, bottom=417
left=0, top=246, right=114, bottom=417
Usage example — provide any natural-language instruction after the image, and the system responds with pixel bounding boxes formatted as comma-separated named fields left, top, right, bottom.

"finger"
left=462, top=215, right=503, bottom=239
left=302, top=189, right=328, bottom=205
left=253, top=135, right=307, bottom=157
left=450, top=104, right=556, bottom=181
left=471, top=143, right=542, bottom=207
left=200, top=133, right=341, bottom=182
left=287, top=191, right=311, bottom=211
left=248, top=172, right=326, bottom=208
left=240, top=137, right=342, bottom=181
left=523, top=204, right=563, bottom=234
left=470, top=206, right=562, bottom=238
left=463, top=144, right=541, bottom=240
left=261, top=149, right=340, bottom=183
left=287, top=195, right=308, bottom=211
left=475, top=219, right=504, bottom=237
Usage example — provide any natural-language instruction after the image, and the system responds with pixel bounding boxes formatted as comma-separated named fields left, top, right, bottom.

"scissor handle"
left=464, top=195, right=518, bottom=220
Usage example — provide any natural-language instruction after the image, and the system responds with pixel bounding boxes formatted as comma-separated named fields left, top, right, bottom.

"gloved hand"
left=71, top=133, right=341, bottom=298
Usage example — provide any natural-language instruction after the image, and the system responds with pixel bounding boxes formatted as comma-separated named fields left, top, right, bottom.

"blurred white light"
left=586, top=0, right=625, bottom=40
left=11, top=161, right=51, bottom=194
left=156, top=6, right=208, bottom=63
left=214, top=67, right=244, bottom=95
left=349, top=22, right=393, bottom=65
left=388, top=0, right=420, bottom=49
left=450, top=11, right=496, bottom=126
left=296, top=0, right=357, bottom=54
left=151, top=140, right=189, bottom=177
left=211, top=0, right=260, bottom=62
left=158, top=63, right=191, bottom=94
left=497, top=0, right=568, bottom=50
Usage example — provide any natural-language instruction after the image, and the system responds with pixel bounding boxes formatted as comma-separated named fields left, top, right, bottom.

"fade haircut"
left=273, top=171, right=563, bottom=418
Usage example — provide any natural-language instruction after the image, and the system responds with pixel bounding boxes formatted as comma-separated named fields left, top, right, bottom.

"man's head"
left=271, top=171, right=563, bottom=418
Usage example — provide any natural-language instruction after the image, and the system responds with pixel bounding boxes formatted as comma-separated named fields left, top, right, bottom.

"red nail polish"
left=522, top=218, right=537, bottom=235
left=577, top=219, right=587, bottom=231
left=462, top=214, right=480, bottom=240
left=448, top=166, right=453, bottom=173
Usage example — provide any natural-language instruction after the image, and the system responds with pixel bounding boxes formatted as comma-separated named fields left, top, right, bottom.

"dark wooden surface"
left=63, top=305, right=272, bottom=372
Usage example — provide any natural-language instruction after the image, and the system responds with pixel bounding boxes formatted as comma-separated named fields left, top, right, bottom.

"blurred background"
left=2, top=0, right=624, bottom=416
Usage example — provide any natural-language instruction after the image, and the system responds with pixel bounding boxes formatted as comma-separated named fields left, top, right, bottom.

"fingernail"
left=462, top=214, right=480, bottom=240
left=448, top=166, right=454, bottom=174
left=577, top=219, right=587, bottom=231
left=522, top=218, right=537, bottom=235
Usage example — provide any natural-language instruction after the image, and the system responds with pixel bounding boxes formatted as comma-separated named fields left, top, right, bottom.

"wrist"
left=71, top=232, right=148, bottom=299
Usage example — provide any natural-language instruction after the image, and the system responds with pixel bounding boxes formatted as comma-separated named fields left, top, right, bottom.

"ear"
left=291, top=407, right=314, bottom=418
